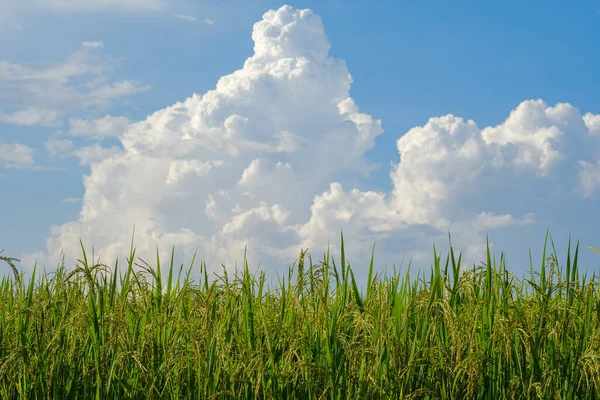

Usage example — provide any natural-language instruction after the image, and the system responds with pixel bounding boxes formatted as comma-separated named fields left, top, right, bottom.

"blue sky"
left=1, top=0, right=600, bottom=284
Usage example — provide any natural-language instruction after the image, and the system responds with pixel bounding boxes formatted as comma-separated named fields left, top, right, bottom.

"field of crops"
left=1, top=229, right=599, bottom=399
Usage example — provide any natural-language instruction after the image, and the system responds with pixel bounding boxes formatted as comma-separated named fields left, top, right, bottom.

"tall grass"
left=1, top=229, right=599, bottom=399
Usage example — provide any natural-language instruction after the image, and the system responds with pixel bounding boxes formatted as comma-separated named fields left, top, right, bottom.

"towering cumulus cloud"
left=28, top=5, right=384, bottom=274
left=26, top=5, right=600, bottom=281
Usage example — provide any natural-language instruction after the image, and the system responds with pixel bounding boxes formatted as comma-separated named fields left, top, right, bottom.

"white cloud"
left=31, top=0, right=166, bottom=13
left=73, top=144, right=123, bottom=165
left=81, top=41, right=104, bottom=49
left=26, top=5, right=383, bottom=273
left=23, top=5, right=600, bottom=285
left=0, top=141, right=35, bottom=168
left=174, top=14, right=196, bottom=22
left=0, top=0, right=167, bottom=28
left=480, top=100, right=585, bottom=177
left=0, top=108, right=61, bottom=127
left=388, top=100, right=598, bottom=234
left=61, top=197, right=81, bottom=203
left=577, top=160, right=600, bottom=198
left=0, top=45, right=150, bottom=129
left=166, top=159, right=224, bottom=185
left=203, top=18, right=215, bottom=25
left=45, top=137, right=74, bottom=157
left=90, top=81, right=150, bottom=100
left=474, top=211, right=535, bottom=230
left=584, top=112, right=600, bottom=136
left=69, top=115, right=131, bottom=139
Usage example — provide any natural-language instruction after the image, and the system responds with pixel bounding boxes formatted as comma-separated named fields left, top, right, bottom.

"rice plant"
left=1, top=228, right=599, bottom=399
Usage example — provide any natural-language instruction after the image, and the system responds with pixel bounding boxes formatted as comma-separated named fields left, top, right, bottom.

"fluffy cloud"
left=0, top=141, right=36, bottom=168
left=480, top=100, right=586, bottom=177
left=166, top=160, right=224, bottom=186
left=0, top=43, right=150, bottom=129
left=23, top=5, right=600, bottom=285
left=584, top=113, right=600, bottom=136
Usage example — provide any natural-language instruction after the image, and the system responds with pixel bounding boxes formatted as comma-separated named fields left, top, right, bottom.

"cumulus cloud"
left=23, top=5, right=600, bottom=285
left=0, top=43, right=150, bottom=129
left=480, top=100, right=586, bottom=177
left=166, top=159, right=224, bottom=185
left=69, top=115, right=132, bottom=139
left=0, top=141, right=36, bottom=168
left=584, top=113, right=600, bottom=136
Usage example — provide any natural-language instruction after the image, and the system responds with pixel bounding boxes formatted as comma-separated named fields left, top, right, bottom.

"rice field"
left=1, top=229, right=599, bottom=399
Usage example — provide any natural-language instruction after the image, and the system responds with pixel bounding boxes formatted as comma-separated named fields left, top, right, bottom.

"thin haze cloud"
left=81, top=41, right=104, bottom=48
left=0, top=0, right=167, bottom=29
left=174, top=14, right=197, bottom=22
left=61, top=197, right=81, bottom=203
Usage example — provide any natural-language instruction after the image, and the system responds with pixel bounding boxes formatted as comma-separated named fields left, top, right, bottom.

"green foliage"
left=0, top=229, right=599, bottom=399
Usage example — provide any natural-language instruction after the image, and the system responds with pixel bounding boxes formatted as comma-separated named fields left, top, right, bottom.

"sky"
left=1, top=0, right=600, bottom=286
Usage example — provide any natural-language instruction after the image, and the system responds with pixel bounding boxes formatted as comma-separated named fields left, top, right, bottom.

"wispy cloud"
left=174, top=14, right=196, bottom=22
left=69, top=115, right=131, bottom=139
left=44, top=138, right=74, bottom=158
left=173, top=14, right=214, bottom=24
left=0, top=42, right=150, bottom=129
left=73, top=144, right=122, bottom=165
left=1, top=0, right=168, bottom=28
left=81, top=41, right=104, bottom=49
left=61, top=197, right=81, bottom=203
left=0, top=108, right=61, bottom=127
left=31, top=0, right=167, bottom=13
